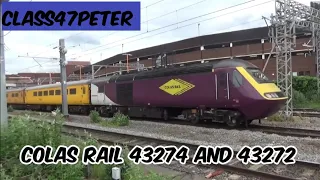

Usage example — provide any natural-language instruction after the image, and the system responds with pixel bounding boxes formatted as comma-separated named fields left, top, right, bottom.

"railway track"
left=7, top=114, right=320, bottom=179
left=133, top=118, right=320, bottom=139
left=249, top=125, right=320, bottom=139
left=292, top=108, right=320, bottom=118
left=32, top=118, right=320, bottom=180
left=9, top=111, right=320, bottom=139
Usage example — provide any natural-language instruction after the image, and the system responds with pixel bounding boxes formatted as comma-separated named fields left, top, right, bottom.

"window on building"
left=70, top=88, right=76, bottom=95
left=55, top=90, right=61, bottom=95
left=33, top=92, right=37, bottom=96
left=305, top=71, right=310, bottom=76
left=49, top=90, right=54, bottom=95
left=44, top=91, right=48, bottom=96
left=38, top=91, right=42, bottom=96
left=232, top=70, right=243, bottom=87
left=298, top=71, right=304, bottom=76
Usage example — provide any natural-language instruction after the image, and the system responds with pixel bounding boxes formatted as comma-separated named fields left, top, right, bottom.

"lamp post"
left=122, top=53, right=132, bottom=72
left=75, top=65, right=84, bottom=80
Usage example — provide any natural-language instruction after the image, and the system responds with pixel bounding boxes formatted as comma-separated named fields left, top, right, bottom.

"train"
left=6, top=58, right=287, bottom=127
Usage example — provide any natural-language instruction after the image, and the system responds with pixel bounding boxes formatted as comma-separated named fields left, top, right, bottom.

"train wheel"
left=226, top=115, right=240, bottom=127
left=163, top=109, right=169, bottom=121
left=189, top=114, right=200, bottom=124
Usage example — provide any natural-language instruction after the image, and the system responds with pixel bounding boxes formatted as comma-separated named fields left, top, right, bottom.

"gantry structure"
left=270, top=0, right=320, bottom=119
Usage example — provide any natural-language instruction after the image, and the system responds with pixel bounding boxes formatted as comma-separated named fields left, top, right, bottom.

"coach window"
left=49, top=90, right=54, bottom=95
left=11, top=93, right=14, bottom=97
left=232, top=70, right=242, bottom=87
left=33, top=92, right=37, bottom=96
left=16, top=93, right=19, bottom=97
left=83, top=87, right=85, bottom=94
left=55, top=90, right=61, bottom=95
left=70, top=88, right=76, bottom=95
left=38, top=91, right=42, bottom=96
left=44, top=91, right=48, bottom=96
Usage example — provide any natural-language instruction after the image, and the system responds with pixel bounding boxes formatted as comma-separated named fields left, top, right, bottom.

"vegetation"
left=0, top=110, right=170, bottom=179
left=89, top=110, right=130, bottom=127
left=292, top=76, right=320, bottom=109
left=7, top=106, right=14, bottom=112
left=275, top=76, right=320, bottom=109
left=102, top=112, right=130, bottom=127
left=89, top=110, right=102, bottom=123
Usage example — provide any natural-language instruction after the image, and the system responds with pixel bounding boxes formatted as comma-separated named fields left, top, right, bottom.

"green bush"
left=111, top=112, right=130, bottom=126
left=292, top=76, right=318, bottom=95
left=89, top=110, right=102, bottom=123
left=100, top=112, right=130, bottom=127
left=292, top=89, right=308, bottom=107
left=7, top=106, right=14, bottom=112
left=274, top=76, right=319, bottom=109
left=0, top=113, right=168, bottom=179
left=0, top=113, right=84, bottom=179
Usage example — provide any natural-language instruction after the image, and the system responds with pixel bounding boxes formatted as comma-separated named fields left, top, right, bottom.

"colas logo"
left=159, top=79, right=195, bottom=95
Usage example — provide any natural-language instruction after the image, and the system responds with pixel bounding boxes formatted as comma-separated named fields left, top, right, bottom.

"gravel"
left=10, top=111, right=320, bottom=164
left=63, top=115, right=320, bottom=164
left=251, top=117, right=320, bottom=131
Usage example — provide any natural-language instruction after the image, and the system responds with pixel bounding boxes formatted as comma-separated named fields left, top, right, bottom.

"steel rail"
left=62, top=123, right=318, bottom=180
left=8, top=112, right=320, bottom=139
left=10, top=115, right=317, bottom=180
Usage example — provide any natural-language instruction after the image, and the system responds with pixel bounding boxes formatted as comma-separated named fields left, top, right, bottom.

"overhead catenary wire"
left=13, top=0, right=266, bottom=73
left=74, top=0, right=258, bottom=58
left=68, top=0, right=169, bottom=48
left=4, top=31, right=11, bottom=36
left=75, top=0, right=268, bottom=59
left=142, top=0, right=210, bottom=24
left=16, top=18, right=263, bottom=73
left=17, top=16, right=309, bottom=74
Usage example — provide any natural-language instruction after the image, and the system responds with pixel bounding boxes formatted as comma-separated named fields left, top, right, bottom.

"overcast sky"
left=3, top=0, right=311, bottom=74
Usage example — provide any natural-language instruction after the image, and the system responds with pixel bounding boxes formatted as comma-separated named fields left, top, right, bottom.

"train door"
left=215, top=71, right=230, bottom=105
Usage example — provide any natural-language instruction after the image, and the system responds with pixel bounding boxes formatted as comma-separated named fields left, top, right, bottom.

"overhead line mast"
left=270, top=0, right=320, bottom=119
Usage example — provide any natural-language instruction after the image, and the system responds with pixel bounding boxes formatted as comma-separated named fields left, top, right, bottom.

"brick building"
left=6, top=61, right=91, bottom=88
left=75, top=26, right=316, bottom=80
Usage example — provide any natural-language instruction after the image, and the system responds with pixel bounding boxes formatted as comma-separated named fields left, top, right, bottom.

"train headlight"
left=264, top=93, right=278, bottom=98
left=265, top=93, right=272, bottom=98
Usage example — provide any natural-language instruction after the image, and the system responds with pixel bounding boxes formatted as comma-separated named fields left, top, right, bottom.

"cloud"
left=3, top=0, right=314, bottom=74
left=67, top=33, right=101, bottom=46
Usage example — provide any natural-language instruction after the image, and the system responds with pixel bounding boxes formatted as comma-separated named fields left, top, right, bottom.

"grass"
left=89, top=110, right=130, bottom=127
left=266, top=113, right=295, bottom=122
left=0, top=110, right=170, bottom=180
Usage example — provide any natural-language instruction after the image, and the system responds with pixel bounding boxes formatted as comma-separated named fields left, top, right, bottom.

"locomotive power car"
left=6, top=58, right=287, bottom=127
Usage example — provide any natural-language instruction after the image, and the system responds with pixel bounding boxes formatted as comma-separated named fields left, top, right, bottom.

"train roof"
left=108, top=58, right=258, bottom=83
left=6, top=88, right=25, bottom=92
left=25, top=79, right=91, bottom=90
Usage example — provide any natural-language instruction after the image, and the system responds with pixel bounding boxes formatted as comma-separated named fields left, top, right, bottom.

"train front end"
left=237, top=67, right=287, bottom=121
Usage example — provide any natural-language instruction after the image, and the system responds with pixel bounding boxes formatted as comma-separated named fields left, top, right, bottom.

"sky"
left=2, top=0, right=312, bottom=74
